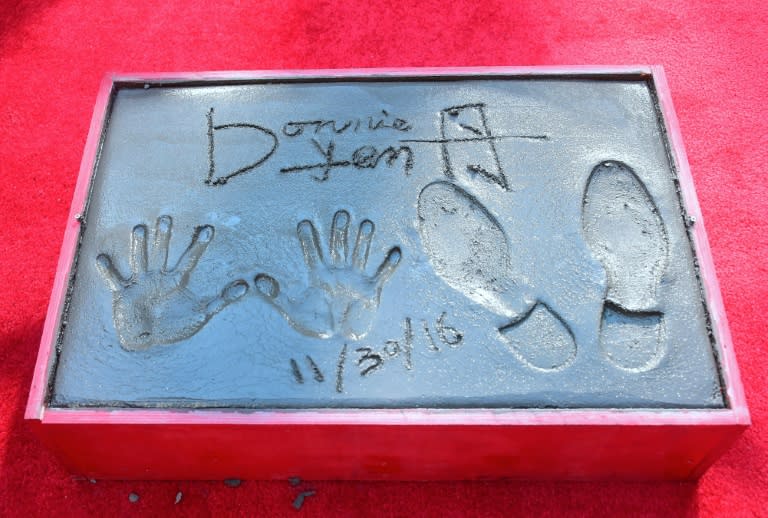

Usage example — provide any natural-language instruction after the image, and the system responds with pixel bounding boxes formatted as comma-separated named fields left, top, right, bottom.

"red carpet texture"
left=1, top=1, right=766, bottom=516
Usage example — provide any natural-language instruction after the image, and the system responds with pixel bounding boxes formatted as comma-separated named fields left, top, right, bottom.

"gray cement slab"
left=50, top=75, right=724, bottom=409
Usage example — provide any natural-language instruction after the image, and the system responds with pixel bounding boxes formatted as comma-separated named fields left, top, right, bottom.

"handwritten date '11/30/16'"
left=290, top=312, right=464, bottom=393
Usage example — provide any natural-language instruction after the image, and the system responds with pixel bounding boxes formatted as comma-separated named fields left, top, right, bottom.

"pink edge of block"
left=108, top=65, right=653, bottom=84
left=25, top=75, right=115, bottom=420
left=39, top=406, right=743, bottom=427
left=650, top=65, right=749, bottom=424
left=28, top=67, right=747, bottom=430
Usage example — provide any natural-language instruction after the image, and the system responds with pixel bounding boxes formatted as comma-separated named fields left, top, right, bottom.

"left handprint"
left=95, top=215, right=248, bottom=351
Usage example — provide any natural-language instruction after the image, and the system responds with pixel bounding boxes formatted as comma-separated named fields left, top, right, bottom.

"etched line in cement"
left=306, top=355, right=325, bottom=382
left=355, top=346, right=384, bottom=377
left=280, top=139, right=414, bottom=181
left=403, top=317, right=414, bottom=370
left=290, top=355, right=326, bottom=384
left=422, top=320, right=440, bottom=352
left=290, top=358, right=304, bottom=384
left=401, top=103, right=547, bottom=190
left=335, top=343, right=348, bottom=393
left=436, top=311, right=464, bottom=348
left=205, top=108, right=279, bottom=186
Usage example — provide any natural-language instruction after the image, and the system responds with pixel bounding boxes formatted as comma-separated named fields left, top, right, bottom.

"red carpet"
left=1, top=1, right=766, bottom=516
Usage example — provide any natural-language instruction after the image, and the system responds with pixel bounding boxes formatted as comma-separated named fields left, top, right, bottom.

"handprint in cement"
left=254, top=210, right=402, bottom=341
left=96, top=215, right=248, bottom=351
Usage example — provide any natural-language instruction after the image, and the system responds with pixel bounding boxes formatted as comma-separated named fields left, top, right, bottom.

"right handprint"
left=254, top=210, right=402, bottom=341
left=582, top=161, right=669, bottom=372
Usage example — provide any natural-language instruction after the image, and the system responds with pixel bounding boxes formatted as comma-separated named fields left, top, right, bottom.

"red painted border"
left=30, top=421, right=742, bottom=481
left=26, top=66, right=749, bottom=480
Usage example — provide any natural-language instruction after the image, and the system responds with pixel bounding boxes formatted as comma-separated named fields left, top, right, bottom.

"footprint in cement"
left=498, top=303, right=577, bottom=371
left=582, top=160, right=669, bottom=372
left=418, top=181, right=576, bottom=371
